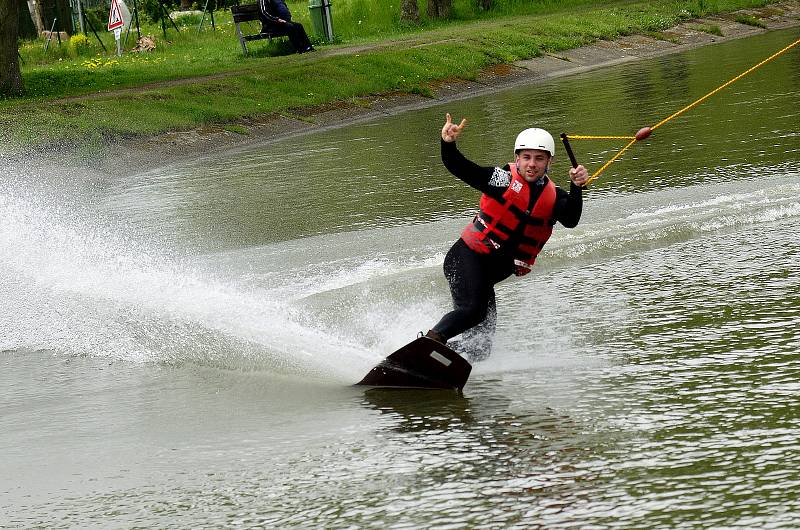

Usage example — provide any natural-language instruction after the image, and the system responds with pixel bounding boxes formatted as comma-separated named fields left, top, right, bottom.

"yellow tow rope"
left=563, top=36, right=800, bottom=186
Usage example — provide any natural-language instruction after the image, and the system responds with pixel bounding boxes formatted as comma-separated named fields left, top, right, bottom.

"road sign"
left=108, top=0, right=124, bottom=31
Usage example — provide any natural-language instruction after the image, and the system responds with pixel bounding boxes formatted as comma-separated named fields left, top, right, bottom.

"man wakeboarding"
left=424, top=113, right=590, bottom=361
left=356, top=114, right=589, bottom=390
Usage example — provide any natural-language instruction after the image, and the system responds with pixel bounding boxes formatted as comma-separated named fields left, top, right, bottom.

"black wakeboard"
left=356, top=336, right=472, bottom=391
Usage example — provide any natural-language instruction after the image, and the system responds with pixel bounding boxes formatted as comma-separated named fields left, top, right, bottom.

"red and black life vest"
left=460, top=163, right=557, bottom=276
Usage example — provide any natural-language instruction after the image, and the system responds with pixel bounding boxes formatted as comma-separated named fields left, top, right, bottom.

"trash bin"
left=308, top=0, right=333, bottom=43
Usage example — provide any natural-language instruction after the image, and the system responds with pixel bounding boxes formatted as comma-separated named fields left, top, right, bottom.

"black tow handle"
left=559, top=133, right=579, bottom=169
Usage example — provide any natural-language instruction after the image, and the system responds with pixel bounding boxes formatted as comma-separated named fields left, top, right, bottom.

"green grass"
left=1, top=0, right=782, bottom=154
left=735, top=14, right=768, bottom=27
left=222, top=124, right=250, bottom=134
left=688, top=23, right=725, bottom=35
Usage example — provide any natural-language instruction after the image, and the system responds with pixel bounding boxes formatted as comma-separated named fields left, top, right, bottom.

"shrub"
left=69, top=33, right=93, bottom=55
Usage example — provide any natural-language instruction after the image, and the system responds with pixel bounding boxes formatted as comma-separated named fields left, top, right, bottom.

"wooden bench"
left=230, top=3, right=290, bottom=56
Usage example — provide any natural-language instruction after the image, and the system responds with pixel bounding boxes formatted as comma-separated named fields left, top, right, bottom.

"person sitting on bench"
left=258, top=0, right=314, bottom=54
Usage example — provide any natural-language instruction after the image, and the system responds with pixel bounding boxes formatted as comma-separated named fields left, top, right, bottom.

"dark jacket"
left=258, top=0, right=292, bottom=22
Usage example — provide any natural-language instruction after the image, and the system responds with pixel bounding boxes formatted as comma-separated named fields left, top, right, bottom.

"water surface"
left=2, top=29, right=799, bottom=528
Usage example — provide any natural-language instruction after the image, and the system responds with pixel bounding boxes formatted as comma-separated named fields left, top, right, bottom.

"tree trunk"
left=427, top=0, right=451, bottom=19
left=53, top=0, right=73, bottom=34
left=1, top=0, right=25, bottom=96
left=17, top=0, right=37, bottom=38
left=400, top=0, right=418, bottom=23
left=25, top=0, right=43, bottom=33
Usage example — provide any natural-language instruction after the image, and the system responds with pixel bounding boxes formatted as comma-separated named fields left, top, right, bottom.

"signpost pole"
left=115, top=27, right=122, bottom=56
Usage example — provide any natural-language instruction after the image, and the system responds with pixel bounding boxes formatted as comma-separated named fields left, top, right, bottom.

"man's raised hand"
left=441, top=113, right=467, bottom=143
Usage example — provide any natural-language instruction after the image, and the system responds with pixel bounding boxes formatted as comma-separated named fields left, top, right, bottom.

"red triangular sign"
left=108, top=0, right=124, bottom=31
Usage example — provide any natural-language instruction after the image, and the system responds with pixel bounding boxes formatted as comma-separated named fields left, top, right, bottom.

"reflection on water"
left=2, top=29, right=800, bottom=529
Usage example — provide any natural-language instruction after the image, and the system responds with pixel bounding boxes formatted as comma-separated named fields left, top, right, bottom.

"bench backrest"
left=231, top=3, right=261, bottom=23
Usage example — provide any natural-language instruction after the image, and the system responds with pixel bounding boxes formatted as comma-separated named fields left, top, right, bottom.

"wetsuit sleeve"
left=553, top=183, right=583, bottom=228
left=441, top=139, right=506, bottom=196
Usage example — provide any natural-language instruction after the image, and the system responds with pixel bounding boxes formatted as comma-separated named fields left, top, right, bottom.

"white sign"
left=108, top=0, right=124, bottom=31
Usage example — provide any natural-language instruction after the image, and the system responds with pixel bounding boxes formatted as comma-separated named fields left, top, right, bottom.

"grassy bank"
left=1, top=0, right=784, bottom=154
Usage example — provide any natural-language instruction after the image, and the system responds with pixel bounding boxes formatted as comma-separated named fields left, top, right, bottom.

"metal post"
left=197, top=0, right=209, bottom=32
left=44, top=17, right=56, bottom=51
left=132, top=0, right=141, bottom=39
left=322, top=0, right=333, bottom=43
left=123, top=0, right=142, bottom=44
left=124, top=16, right=132, bottom=45
left=81, top=2, right=108, bottom=53
left=162, top=0, right=180, bottom=32
left=159, top=0, right=167, bottom=37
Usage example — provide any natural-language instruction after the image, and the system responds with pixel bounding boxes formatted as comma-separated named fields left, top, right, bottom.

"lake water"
left=2, top=28, right=799, bottom=528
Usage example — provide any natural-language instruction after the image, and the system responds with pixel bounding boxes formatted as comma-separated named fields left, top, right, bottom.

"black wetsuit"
left=258, top=0, right=314, bottom=53
left=431, top=140, right=583, bottom=360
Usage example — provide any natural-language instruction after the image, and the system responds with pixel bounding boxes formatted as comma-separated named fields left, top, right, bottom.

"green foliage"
left=83, top=4, right=111, bottom=32
left=68, top=33, right=95, bottom=55
left=735, top=14, right=767, bottom=27
left=172, top=12, right=205, bottom=27
left=320, top=0, right=613, bottom=40
left=141, top=0, right=177, bottom=24
left=223, top=124, right=250, bottom=134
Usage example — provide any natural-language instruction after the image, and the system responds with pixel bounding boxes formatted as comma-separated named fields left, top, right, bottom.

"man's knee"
left=461, top=302, right=489, bottom=329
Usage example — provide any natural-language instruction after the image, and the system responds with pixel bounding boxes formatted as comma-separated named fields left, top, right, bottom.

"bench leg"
left=234, top=22, right=249, bottom=55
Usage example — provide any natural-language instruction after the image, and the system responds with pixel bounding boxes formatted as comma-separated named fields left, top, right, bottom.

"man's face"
left=515, top=149, right=551, bottom=182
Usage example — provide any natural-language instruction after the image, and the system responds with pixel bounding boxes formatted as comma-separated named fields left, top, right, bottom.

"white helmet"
left=514, top=128, right=555, bottom=157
